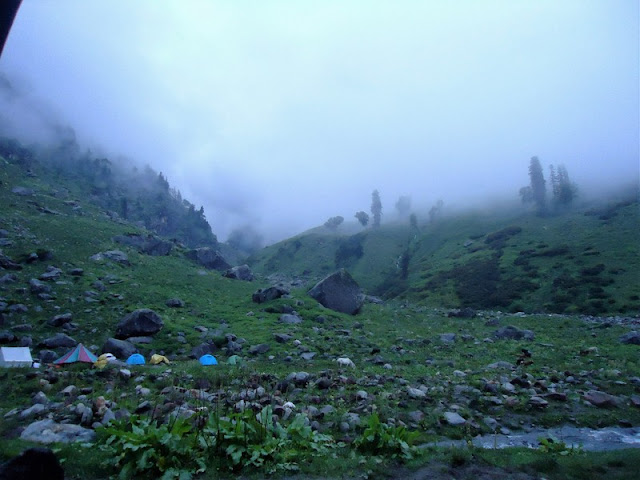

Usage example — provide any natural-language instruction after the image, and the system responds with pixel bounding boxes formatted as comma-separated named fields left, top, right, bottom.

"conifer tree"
left=371, top=190, right=382, bottom=227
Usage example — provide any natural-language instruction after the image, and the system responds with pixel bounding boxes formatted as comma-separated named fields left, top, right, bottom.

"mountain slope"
left=249, top=197, right=640, bottom=315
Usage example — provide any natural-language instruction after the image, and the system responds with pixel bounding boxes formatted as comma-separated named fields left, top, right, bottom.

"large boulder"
left=102, top=338, right=136, bottom=359
left=185, top=248, right=230, bottom=271
left=115, top=309, right=163, bottom=339
left=113, top=233, right=173, bottom=256
left=252, top=286, right=289, bottom=303
left=308, top=269, right=364, bottom=315
left=223, top=265, right=254, bottom=281
left=620, top=331, right=640, bottom=345
left=20, top=419, right=95, bottom=444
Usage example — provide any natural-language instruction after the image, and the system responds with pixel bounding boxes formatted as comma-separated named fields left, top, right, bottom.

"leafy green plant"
left=354, top=413, right=419, bottom=460
left=98, top=415, right=206, bottom=479
left=538, top=436, right=583, bottom=456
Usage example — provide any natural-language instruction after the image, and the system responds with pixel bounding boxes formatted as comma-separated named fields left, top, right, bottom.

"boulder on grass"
left=223, top=265, right=254, bottom=281
left=185, top=248, right=230, bottom=271
left=102, top=338, right=136, bottom=359
left=308, top=269, right=364, bottom=315
left=252, top=286, right=289, bottom=303
left=115, top=309, right=163, bottom=339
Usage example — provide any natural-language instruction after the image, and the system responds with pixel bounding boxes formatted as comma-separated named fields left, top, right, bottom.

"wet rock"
left=115, top=309, right=163, bottom=339
left=0, top=447, right=64, bottom=480
left=308, top=269, right=364, bottom=315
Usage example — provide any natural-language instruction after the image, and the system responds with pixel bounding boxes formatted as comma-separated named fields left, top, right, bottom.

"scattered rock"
left=165, top=298, right=184, bottom=308
left=47, top=313, right=73, bottom=327
left=584, top=390, right=619, bottom=408
left=20, top=419, right=96, bottom=444
left=185, top=247, right=230, bottom=271
left=0, top=253, right=22, bottom=270
left=439, top=333, right=456, bottom=344
left=39, top=333, right=77, bottom=349
left=443, top=412, right=466, bottom=425
left=248, top=343, right=270, bottom=355
left=113, top=233, right=173, bottom=256
left=493, top=325, right=535, bottom=341
left=448, top=308, right=476, bottom=318
left=619, top=331, right=640, bottom=345
left=223, top=264, right=254, bottom=281
left=90, top=250, right=130, bottom=265
left=274, top=333, right=292, bottom=343
left=115, top=309, right=163, bottom=339
left=102, top=338, right=136, bottom=359
left=280, top=314, right=302, bottom=324
left=252, top=286, right=289, bottom=303
left=308, top=269, right=364, bottom=315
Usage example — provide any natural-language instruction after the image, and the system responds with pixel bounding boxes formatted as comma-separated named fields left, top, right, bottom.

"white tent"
left=0, top=347, right=33, bottom=367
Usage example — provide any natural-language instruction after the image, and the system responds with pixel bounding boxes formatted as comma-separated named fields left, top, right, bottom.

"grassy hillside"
left=1, top=154, right=640, bottom=479
left=250, top=198, right=640, bottom=315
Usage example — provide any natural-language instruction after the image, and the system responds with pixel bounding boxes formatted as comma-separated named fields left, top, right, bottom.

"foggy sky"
left=1, top=1, right=638, bottom=243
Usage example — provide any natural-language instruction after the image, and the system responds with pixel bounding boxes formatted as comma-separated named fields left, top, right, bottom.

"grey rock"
left=487, top=361, right=515, bottom=369
left=300, top=352, right=316, bottom=361
left=166, top=298, right=184, bottom=308
left=190, top=342, right=216, bottom=359
left=0, top=331, right=17, bottom=344
left=0, top=253, right=22, bottom=270
left=0, top=274, right=18, bottom=284
left=493, top=325, right=535, bottom=341
left=185, top=247, right=230, bottom=271
left=40, top=333, right=77, bottom=349
left=223, top=264, right=254, bottom=281
left=113, top=233, right=173, bottom=256
left=90, top=250, right=130, bottom=265
left=584, top=390, right=619, bottom=408
left=102, top=338, right=136, bottom=359
left=252, top=286, right=289, bottom=303
left=280, top=314, right=302, bottom=324
left=308, top=269, right=364, bottom=315
left=48, top=313, right=72, bottom=327
left=115, top=309, right=163, bottom=339
left=248, top=343, right=270, bottom=355
left=274, top=333, right=292, bottom=343
left=440, top=333, right=456, bottom=344
left=443, top=412, right=466, bottom=425
left=448, top=308, right=476, bottom=318
left=39, top=267, right=62, bottom=281
left=29, top=278, right=51, bottom=294
left=20, top=404, right=47, bottom=419
left=619, top=331, right=640, bottom=345
left=20, top=419, right=96, bottom=444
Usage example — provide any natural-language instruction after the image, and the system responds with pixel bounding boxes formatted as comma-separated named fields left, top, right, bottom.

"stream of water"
left=422, top=426, right=640, bottom=451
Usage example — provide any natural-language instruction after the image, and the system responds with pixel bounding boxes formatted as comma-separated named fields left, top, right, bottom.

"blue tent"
left=199, top=354, right=218, bottom=366
left=126, top=353, right=145, bottom=365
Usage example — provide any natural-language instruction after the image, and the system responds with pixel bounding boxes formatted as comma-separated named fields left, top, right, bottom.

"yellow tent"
left=150, top=354, right=170, bottom=365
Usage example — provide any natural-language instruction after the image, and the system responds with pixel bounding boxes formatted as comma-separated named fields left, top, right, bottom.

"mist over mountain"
left=0, top=1, right=637, bottom=243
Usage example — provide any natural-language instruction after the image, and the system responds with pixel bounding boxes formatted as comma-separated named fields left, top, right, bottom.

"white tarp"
left=0, top=347, right=33, bottom=367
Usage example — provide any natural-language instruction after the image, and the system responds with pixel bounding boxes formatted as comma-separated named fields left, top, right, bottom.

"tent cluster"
left=1, top=345, right=240, bottom=368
